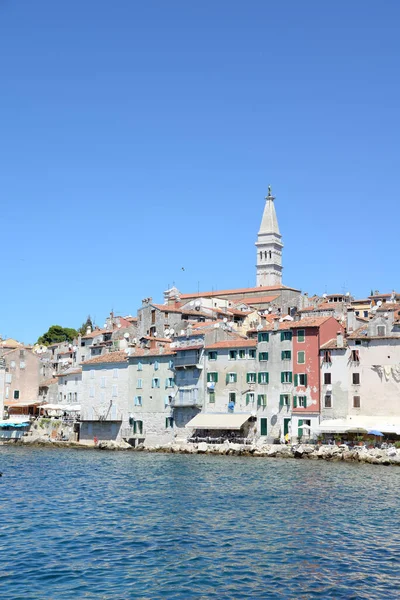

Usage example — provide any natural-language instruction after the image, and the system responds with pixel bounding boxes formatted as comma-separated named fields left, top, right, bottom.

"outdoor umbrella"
left=367, top=430, right=384, bottom=436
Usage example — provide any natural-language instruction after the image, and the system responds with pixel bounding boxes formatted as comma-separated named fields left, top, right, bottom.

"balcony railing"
left=174, top=353, right=203, bottom=368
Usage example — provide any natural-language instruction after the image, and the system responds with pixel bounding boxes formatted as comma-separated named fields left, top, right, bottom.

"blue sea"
left=0, top=446, right=399, bottom=599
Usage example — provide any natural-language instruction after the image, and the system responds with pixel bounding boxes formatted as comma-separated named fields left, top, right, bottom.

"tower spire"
left=255, top=187, right=283, bottom=287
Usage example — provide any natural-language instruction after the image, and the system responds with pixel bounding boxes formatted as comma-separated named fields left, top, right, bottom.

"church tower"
left=255, top=186, right=283, bottom=287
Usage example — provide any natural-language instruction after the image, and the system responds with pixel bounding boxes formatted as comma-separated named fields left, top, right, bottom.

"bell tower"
left=255, top=186, right=283, bottom=287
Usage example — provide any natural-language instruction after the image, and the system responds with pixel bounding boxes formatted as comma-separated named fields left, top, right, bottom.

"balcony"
left=174, top=353, right=203, bottom=369
left=171, top=388, right=202, bottom=408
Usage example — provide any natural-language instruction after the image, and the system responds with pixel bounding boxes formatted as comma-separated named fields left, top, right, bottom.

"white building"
left=255, top=186, right=283, bottom=287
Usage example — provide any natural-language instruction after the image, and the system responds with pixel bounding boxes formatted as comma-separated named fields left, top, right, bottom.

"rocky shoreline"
left=6, top=436, right=400, bottom=465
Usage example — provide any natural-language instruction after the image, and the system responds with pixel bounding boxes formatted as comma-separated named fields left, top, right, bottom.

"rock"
left=389, top=455, right=400, bottom=465
left=343, top=450, right=357, bottom=461
left=302, top=445, right=315, bottom=454
left=293, top=444, right=304, bottom=457
left=170, top=443, right=182, bottom=453
left=197, top=442, right=208, bottom=454
left=276, top=446, right=293, bottom=458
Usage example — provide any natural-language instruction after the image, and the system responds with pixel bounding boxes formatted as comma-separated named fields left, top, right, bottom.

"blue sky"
left=1, top=1, right=399, bottom=342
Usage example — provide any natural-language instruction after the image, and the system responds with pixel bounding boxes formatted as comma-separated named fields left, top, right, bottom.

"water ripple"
left=0, top=447, right=399, bottom=599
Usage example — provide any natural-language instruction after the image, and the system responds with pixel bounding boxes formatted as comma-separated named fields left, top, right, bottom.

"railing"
left=171, top=394, right=202, bottom=408
left=174, top=353, right=202, bottom=368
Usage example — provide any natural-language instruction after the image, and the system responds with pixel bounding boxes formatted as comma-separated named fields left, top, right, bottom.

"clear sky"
left=1, top=0, right=399, bottom=343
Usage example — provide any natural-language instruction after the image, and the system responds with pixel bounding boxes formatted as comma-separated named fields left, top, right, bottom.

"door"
left=284, top=418, right=290, bottom=436
left=260, top=418, right=267, bottom=436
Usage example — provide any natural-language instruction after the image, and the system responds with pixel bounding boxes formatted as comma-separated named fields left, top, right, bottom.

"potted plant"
left=355, top=435, right=364, bottom=446
left=366, top=437, right=375, bottom=449
left=334, top=434, right=342, bottom=446
left=316, top=434, right=323, bottom=446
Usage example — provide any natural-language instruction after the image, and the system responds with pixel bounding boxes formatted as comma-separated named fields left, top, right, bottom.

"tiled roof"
left=39, top=378, right=58, bottom=386
left=56, top=368, right=82, bottom=377
left=81, top=328, right=111, bottom=339
left=260, top=316, right=336, bottom=332
left=82, top=351, right=128, bottom=365
left=205, top=339, right=257, bottom=350
left=234, top=295, right=279, bottom=305
left=312, top=302, right=336, bottom=310
left=320, top=337, right=348, bottom=349
left=179, top=285, right=300, bottom=299
left=376, top=303, right=400, bottom=312
left=175, top=345, right=204, bottom=352
left=128, top=348, right=176, bottom=358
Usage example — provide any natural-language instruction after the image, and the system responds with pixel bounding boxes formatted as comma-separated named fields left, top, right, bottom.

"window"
left=324, top=395, right=332, bottom=408
left=154, top=361, right=159, bottom=371
left=363, top=311, right=369, bottom=318
left=280, top=331, right=292, bottom=341
left=74, top=392, right=78, bottom=402
left=297, top=351, right=305, bottom=364
left=260, top=418, right=268, bottom=435
left=137, top=362, right=143, bottom=371
left=280, top=394, right=290, bottom=407
left=165, top=417, right=174, bottom=428
left=323, top=350, right=332, bottom=363
left=351, top=350, right=360, bottom=362
left=20, top=361, right=26, bottom=369
left=226, top=372, right=237, bottom=384
left=281, top=371, right=292, bottom=383
left=246, top=372, right=256, bottom=383
left=229, top=350, right=237, bottom=360
left=229, top=392, right=236, bottom=403
left=101, top=377, right=106, bottom=388
left=134, top=396, right=142, bottom=406
left=377, top=325, right=386, bottom=336
left=259, top=352, right=269, bottom=361
left=324, top=373, right=331, bottom=385
left=10, top=361, right=15, bottom=369
left=248, top=349, right=256, bottom=359
left=355, top=311, right=360, bottom=316
left=281, top=350, right=291, bottom=360
left=133, top=420, right=143, bottom=434
left=294, top=396, right=307, bottom=408
left=258, top=332, right=269, bottom=342
left=164, top=395, right=172, bottom=407
left=257, top=394, right=267, bottom=407
left=238, top=349, right=246, bottom=359
left=165, top=377, right=175, bottom=388
left=112, top=385, right=118, bottom=397
left=89, top=387, right=95, bottom=398
left=168, top=360, right=174, bottom=369
left=297, top=329, right=305, bottom=343
left=113, top=369, right=118, bottom=379
left=152, top=378, right=160, bottom=388
left=294, top=373, right=307, bottom=386
left=353, top=395, right=361, bottom=408
left=355, top=340, right=361, bottom=346
left=90, top=370, right=95, bottom=379
left=209, top=392, right=215, bottom=403
left=13, top=390, right=20, bottom=400
left=208, top=352, right=217, bottom=361
left=246, top=393, right=255, bottom=405
left=20, top=349, right=25, bottom=359
left=207, top=372, right=218, bottom=383
left=5, top=373, right=11, bottom=383
left=258, top=372, right=269, bottom=384
left=352, top=373, right=360, bottom=385
left=136, top=378, right=143, bottom=389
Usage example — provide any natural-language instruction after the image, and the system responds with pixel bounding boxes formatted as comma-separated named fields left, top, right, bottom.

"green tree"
left=37, top=325, right=79, bottom=346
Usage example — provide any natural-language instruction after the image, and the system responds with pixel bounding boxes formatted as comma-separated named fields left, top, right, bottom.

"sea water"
left=0, top=446, right=399, bottom=599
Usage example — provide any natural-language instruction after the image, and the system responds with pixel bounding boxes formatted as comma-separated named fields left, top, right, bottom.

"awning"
left=318, top=417, right=400, bottom=435
left=186, top=413, right=252, bottom=430
left=6, top=401, right=42, bottom=408
left=0, top=421, right=30, bottom=428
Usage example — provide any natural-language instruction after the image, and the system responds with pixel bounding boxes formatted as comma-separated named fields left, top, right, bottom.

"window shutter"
left=266, top=372, right=269, bottom=384
left=258, top=372, right=261, bottom=384
left=289, top=371, right=293, bottom=383
left=165, top=378, right=168, bottom=388
left=303, top=396, right=307, bottom=407
left=226, top=373, right=229, bottom=385
left=304, top=374, right=308, bottom=386
left=165, top=418, right=168, bottom=428
left=293, top=396, right=297, bottom=408
left=280, top=332, right=284, bottom=341
left=257, top=395, right=261, bottom=407
left=246, top=373, right=250, bottom=383
left=281, top=351, right=284, bottom=360
left=298, top=419, right=303, bottom=437
left=215, top=373, right=218, bottom=383
left=246, top=394, right=250, bottom=406
left=207, top=373, right=210, bottom=382
left=281, top=372, right=284, bottom=383
left=279, top=394, right=283, bottom=407
left=233, top=373, right=237, bottom=383
left=294, top=374, right=298, bottom=386
left=266, top=352, right=269, bottom=360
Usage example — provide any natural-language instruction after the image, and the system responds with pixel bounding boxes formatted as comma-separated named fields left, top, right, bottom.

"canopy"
left=186, top=413, right=251, bottom=430
left=0, top=421, right=30, bottom=428
left=318, top=417, right=400, bottom=435
left=42, top=403, right=81, bottom=412
left=6, top=401, right=42, bottom=407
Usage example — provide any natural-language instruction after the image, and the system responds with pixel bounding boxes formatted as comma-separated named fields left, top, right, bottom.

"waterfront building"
left=80, top=351, right=130, bottom=442
left=1, top=346, right=43, bottom=419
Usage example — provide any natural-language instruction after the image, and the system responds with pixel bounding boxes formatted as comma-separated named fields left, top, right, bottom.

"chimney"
left=273, top=319, right=279, bottom=331
left=336, top=330, right=344, bottom=348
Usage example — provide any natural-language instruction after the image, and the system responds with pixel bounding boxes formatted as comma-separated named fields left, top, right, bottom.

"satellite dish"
left=124, top=333, right=130, bottom=339
left=228, top=321, right=234, bottom=327
left=322, top=294, right=327, bottom=299
left=214, top=323, right=219, bottom=329
left=165, top=329, right=170, bottom=336
left=377, top=300, right=383, bottom=307
left=103, top=324, right=107, bottom=328
left=346, top=292, right=350, bottom=297
left=195, top=301, right=201, bottom=307
left=268, top=308, right=272, bottom=313
left=117, top=324, right=121, bottom=328
left=169, top=328, right=175, bottom=335
left=190, top=301, right=194, bottom=307
left=384, top=312, right=388, bottom=318
left=256, top=324, right=263, bottom=331
left=223, top=317, right=228, bottom=323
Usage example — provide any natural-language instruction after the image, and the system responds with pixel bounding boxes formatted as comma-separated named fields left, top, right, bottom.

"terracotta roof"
left=128, top=348, right=176, bottom=358
left=179, top=285, right=300, bottom=299
left=56, top=368, right=82, bottom=377
left=233, top=295, right=279, bottom=306
left=260, top=316, right=336, bottom=332
left=175, top=345, right=204, bottom=352
left=320, top=337, right=348, bottom=350
left=376, top=303, right=400, bottom=312
left=312, top=302, right=336, bottom=311
left=205, top=339, right=257, bottom=350
left=81, top=329, right=111, bottom=340
left=351, top=299, right=371, bottom=304
left=39, top=378, right=58, bottom=386
left=82, top=351, right=128, bottom=365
